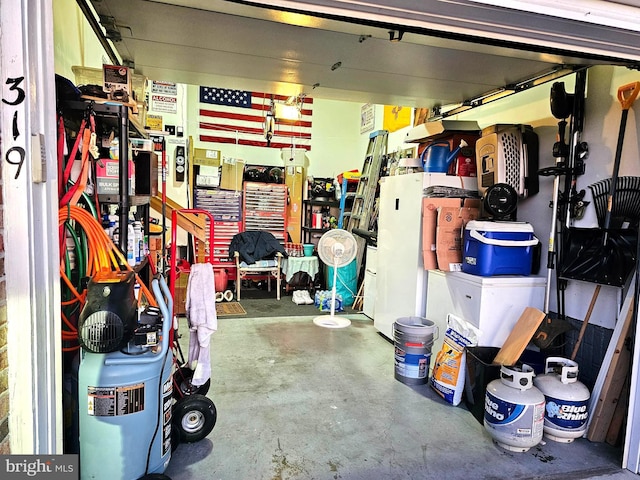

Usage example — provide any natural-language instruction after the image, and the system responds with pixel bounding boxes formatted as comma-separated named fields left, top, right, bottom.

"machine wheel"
left=171, top=425, right=180, bottom=452
left=173, top=366, right=210, bottom=399
left=173, top=394, right=217, bottom=443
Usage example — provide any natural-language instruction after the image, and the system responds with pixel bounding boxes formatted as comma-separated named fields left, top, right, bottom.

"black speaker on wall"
left=175, top=145, right=186, bottom=182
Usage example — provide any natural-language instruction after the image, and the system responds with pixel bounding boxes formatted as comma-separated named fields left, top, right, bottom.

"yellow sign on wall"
left=383, top=105, right=411, bottom=132
left=146, top=114, right=163, bottom=131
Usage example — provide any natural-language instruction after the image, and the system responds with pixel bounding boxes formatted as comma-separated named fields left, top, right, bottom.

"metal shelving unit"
left=302, top=199, right=340, bottom=245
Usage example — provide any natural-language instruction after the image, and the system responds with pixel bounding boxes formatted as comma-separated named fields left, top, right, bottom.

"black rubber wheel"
left=172, top=366, right=210, bottom=399
left=172, top=394, right=217, bottom=443
left=171, top=424, right=180, bottom=452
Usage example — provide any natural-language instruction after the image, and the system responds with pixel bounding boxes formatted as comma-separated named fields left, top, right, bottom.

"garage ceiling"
left=83, top=0, right=640, bottom=111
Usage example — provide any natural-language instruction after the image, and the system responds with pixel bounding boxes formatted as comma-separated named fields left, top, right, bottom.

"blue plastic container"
left=462, top=220, right=538, bottom=276
left=420, top=141, right=461, bottom=173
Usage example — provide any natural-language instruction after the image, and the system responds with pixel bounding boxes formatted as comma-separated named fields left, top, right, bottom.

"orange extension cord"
left=59, top=205, right=157, bottom=352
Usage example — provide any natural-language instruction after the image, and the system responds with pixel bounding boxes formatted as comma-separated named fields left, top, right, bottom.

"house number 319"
left=2, top=76, right=26, bottom=179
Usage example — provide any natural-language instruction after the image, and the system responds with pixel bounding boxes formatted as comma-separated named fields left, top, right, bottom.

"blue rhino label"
left=484, top=391, right=544, bottom=438
left=544, top=396, right=589, bottom=430
left=485, top=392, right=527, bottom=426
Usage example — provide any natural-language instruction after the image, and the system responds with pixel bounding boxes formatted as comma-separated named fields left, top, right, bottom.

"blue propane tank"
left=533, top=357, right=590, bottom=443
left=484, top=364, right=546, bottom=452
left=79, top=277, right=173, bottom=480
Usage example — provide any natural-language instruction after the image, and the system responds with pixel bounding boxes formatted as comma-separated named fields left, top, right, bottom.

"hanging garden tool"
left=534, top=71, right=588, bottom=349
left=560, top=81, right=640, bottom=287
left=538, top=80, right=574, bottom=313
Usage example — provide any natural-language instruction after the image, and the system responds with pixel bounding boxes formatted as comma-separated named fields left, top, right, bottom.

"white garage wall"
left=53, top=0, right=110, bottom=78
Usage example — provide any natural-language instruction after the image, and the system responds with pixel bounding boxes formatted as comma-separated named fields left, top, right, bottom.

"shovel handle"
left=618, top=82, right=640, bottom=110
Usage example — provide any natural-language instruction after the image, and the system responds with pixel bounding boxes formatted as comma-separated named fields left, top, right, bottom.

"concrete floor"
left=164, top=314, right=638, bottom=480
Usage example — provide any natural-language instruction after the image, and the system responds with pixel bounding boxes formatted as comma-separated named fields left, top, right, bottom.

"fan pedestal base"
left=313, top=316, right=351, bottom=329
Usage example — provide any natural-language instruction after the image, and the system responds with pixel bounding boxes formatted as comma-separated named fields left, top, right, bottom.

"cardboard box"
left=193, top=148, right=221, bottom=167
left=148, top=237, right=162, bottom=251
left=436, top=206, right=480, bottom=271
left=96, top=158, right=135, bottom=195
left=73, top=65, right=147, bottom=98
left=173, top=274, right=189, bottom=316
left=103, top=64, right=132, bottom=97
left=405, top=120, right=480, bottom=143
left=220, top=157, right=245, bottom=191
left=196, top=173, right=220, bottom=187
left=422, top=197, right=480, bottom=270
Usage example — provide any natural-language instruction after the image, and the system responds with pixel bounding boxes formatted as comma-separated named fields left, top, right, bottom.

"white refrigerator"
left=373, top=173, right=476, bottom=339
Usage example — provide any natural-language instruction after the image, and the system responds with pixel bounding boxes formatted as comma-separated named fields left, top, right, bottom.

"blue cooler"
left=462, top=220, right=538, bottom=276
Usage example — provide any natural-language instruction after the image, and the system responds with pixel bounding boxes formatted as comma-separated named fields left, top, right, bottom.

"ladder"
left=344, top=129, right=388, bottom=273
left=337, top=177, right=351, bottom=229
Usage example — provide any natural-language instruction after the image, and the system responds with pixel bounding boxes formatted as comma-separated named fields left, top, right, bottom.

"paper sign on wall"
left=360, top=103, right=375, bottom=134
left=103, top=64, right=131, bottom=96
left=151, top=95, right=177, bottom=114
left=151, top=81, right=177, bottom=96
left=383, top=105, right=411, bottom=133
left=146, top=114, right=163, bottom=131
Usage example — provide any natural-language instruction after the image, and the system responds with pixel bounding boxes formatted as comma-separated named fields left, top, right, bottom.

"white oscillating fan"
left=313, top=229, right=358, bottom=329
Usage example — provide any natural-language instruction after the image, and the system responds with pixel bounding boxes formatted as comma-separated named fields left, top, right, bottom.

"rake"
left=559, top=82, right=640, bottom=287
left=589, top=176, right=640, bottom=229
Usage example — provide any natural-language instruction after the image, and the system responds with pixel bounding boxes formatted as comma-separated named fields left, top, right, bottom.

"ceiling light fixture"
left=277, top=104, right=300, bottom=120
left=277, top=93, right=308, bottom=120
left=388, top=30, right=404, bottom=42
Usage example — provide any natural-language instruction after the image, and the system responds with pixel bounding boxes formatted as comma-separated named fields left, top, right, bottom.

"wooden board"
left=585, top=284, right=634, bottom=436
left=587, top=303, right=634, bottom=442
left=606, top=374, right=630, bottom=446
left=150, top=195, right=207, bottom=241
left=493, top=307, right=546, bottom=366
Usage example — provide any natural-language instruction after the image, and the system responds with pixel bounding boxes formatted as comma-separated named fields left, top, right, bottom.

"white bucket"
left=393, top=317, right=438, bottom=385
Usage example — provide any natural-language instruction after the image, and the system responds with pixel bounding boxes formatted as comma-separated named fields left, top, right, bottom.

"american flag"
left=199, top=86, right=313, bottom=150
